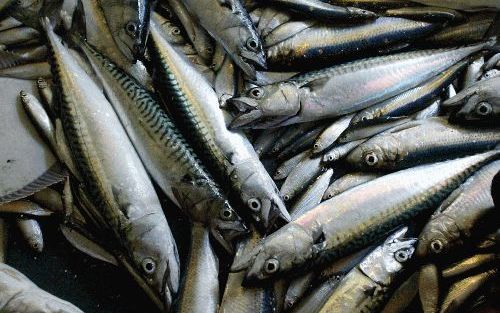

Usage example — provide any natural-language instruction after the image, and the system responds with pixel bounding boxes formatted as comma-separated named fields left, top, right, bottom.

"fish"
left=346, top=117, right=500, bottom=170
left=256, top=6, right=291, bottom=38
left=16, top=218, right=44, bottom=253
left=231, top=151, right=499, bottom=281
left=322, top=172, right=381, bottom=200
left=0, top=26, right=39, bottom=46
left=270, top=122, right=315, bottom=156
left=274, top=150, right=309, bottom=181
left=99, top=0, right=152, bottom=60
left=317, top=228, right=416, bottom=313
left=385, top=6, right=465, bottom=22
left=265, top=0, right=377, bottom=22
left=0, top=200, right=53, bottom=217
left=350, top=61, right=467, bottom=125
left=0, top=262, right=84, bottom=313
left=442, top=253, right=499, bottom=279
left=40, top=18, right=179, bottom=311
left=290, top=169, right=333, bottom=220
left=416, top=160, right=500, bottom=259
left=418, top=263, right=440, bottom=313
left=411, top=0, right=500, bottom=11
left=228, top=43, right=491, bottom=128
left=0, top=61, right=51, bottom=79
left=289, top=274, right=344, bottom=313
left=180, top=0, right=266, bottom=78
left=266, top=17, right=438, bottom=69
left=0, top=16, right=23, bottom=32
left=80, top=40, right=246, bottom=254
left=31, top=187, right=63, bottom=213
left=276, top=124, right=326, bottom=159
left=313, top=115, right=354, bottom=154
left=149, top=19, right=290, bottom=230
left=381, top=272, right=419, bottom=313
left=280, top=152, right=323, bottom=202
left=462, top=56, right=485, bottom=88
left=322, top=139, right=366, bottom=163
left=253, top=128, right=286, bottom=158
left=263, top=20, right=316, bottom=48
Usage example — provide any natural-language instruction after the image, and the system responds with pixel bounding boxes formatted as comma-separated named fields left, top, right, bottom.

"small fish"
left=442, top=253, right=498, bottom=279
left=16, top=218, right=44, bottom=253
left=313, top=115, right=354, bottom=154
left=263, top=20, right=316, bottom=48
left=347, top=117, right=500, bottom=170
left=462, top=56, right=485, bottom=88
left=0, top=61, right=51, bottom=79
left=0, top=262, right=84, bottom=313
left=411, top=0, right=500, bottom=11
left=280, top=153, right=323, bottom=202
left=322, top=172, right=381, bottom=200
left=253, top=127, right=286, bottom=158
left=385, top=6, right=465, bottom=22
left=322, top=139, right=366, bottom=163
left=418, top=263, right=440, bottom=313
left=0, top=26, right=39, bottom=46
left=290, top=169, right=334, bottom=220
left=274, top=150, right=309, bottom=181
left=381, top=272, right=419, bottom=313
left=289, top=275, right=344, bottom=313
left=99, top=0, right=152, bottom=60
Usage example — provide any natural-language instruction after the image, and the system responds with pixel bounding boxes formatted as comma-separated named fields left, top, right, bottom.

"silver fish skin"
left=263, top=20, right=316, bottom=48
left=442, top=253, right=498, bottom=279
left=80, top=41, right=246, bottom=254
left=165, top=0, right=214, bottom=61
left=266, top=0, right=377, bottom=22
left=149, top=20, right=290, bottom=230
left=266, top=17, right=437, bottom=68
left=180, top=0, right=266, bottom=78
left=253, top=127, right=286, bottom=158
left=228, top=43, right=490, bottom=128
left=271, top=122, right=315, bottom=155
left=381, top=272, right=419, bottom=313
left=176, top=224, right=219, bottom=313
left=215, top=53, right=238, bottom=106
left=322, top=172, right=381, bottom=200
left=274, top=150, right=309, bottom=180
left=42, top=18, right=179, bottom=311
left=256, top=6, right=291, bottom=38
left=418, top=263, right=440, bottom=313
left=416, top=160, right=500, bottom=259
left=313, top=114, right=354, bottom=154
left=0, top=16, right=23, bottom=32
left=317, top=228, right=416, bottom=313
left=322, top=139, right=366, bottom=163
left=347, top=117, right=500, bottom=170
left=98, top=0, right=152, bottom=60
left=462, top=56, right=485, bottom=88
left=276, top=124, right=326, bottom=159
left=280, top=152, right=323, bottom=202
left=290, top=274, right=344, bottom=313
left=351, top=61, right=467, bottom=125
left=0, top=61, right=51, bottom=79
left=337, top=117, right=411, bottom=144
left=411, top=0, right=500, bottom=11
left=0, top=262, right=84, bottom=313
left=16, top=218, right=44, bottom=253
left=0, top=26, right=39, bottom=46
left=290, top=169, right=333, bottom=220
left=231, top=151, right=499, bottom=281
left=384, top=6, right=465, bottom=22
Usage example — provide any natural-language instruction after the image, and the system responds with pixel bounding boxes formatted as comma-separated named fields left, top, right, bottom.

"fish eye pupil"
left=265, top=258, right=279, bottom=273
left=142, top=258, right=156, bottom=274
left=222, top=208, right=232, bottom=218
left=126, top=22, right=137, bottom=36
left=250, top=88, right=262, bottom=98
left=395, top=249, right=409, bottom=263
left=430, top=240, right=443, bottom=253
left=247, top=39, right=258, bottom=50
left=247, top=198, right=261, bottom=212
left=476, top=103, right=491, bottom=116
left=172, top=27, right=180, bottom=35
left=365, top=153, right=378, bottom=166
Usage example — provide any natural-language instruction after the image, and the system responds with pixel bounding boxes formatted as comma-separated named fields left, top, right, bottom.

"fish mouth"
left=133, top=41, right=147, bottom=60
left=238, top=50, right=267, bottom=79
left=227, top=97, right=263, bottom=129
left=211, top=222, right=250, bottom=255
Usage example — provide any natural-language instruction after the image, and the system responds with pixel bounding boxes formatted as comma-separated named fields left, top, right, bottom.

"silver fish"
left=263, top=20, right=316, bottom=48
left=411, top=0, right=500, bottom=11
left=290, top=169, right=333, bottom=220
left=313, top=114, right=354, bottom=154
left=322, top=139, right=366, bottom=163
left=231, top=151, right=499, bottom=281
left=322, top=172, right=381, bottom=200
left=280, top=152, right=323, bottom=202
left=274, top=150, right=309, bottom=181
left=16, top=218, right=44, bottom=253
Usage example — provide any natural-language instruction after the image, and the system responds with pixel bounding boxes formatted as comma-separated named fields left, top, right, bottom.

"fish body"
left=149, top=20, right=289, bottom=230
left=43, top=19, right=179, bottom=310
left=290, top=169, right=333, bottom=220
left=347, top=117, right=500, bottom=170
left=232, top=151, right=498, bottom=281
left=313, top=114, right=354, bottom=154
left=411, top=0, right=500, bottom=11
left=323, top=172, right=381, bottom=200
left=229, top=43, right=489, bottom=128
left=267, top=17, right=437, bottom=68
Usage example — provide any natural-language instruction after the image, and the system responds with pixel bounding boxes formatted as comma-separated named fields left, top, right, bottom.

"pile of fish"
left=0, top=0, right=499, bottom=312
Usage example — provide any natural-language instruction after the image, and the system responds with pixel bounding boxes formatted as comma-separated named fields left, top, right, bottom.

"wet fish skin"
left=0, top=26, right=39, bottom=46
left=276, top=124, right=325, bottom=160
left=0, top=61, right=50, bottom=79
left=347, top=117, right=500, bottom=170
left=313, top=114, right=354, bottom=154
left=42, top=18, right=179, bottom=311
left=16, top=218, right=44, bottom=253
left=317, top=228, right=416, bottom=313
left=322, top=139, right=365, bottom=163
left=322, top=172, right=380, bottom=200
left=263, top=20, right=316, bottom=48
left=149, top=20, right=290, bottom=230
left=274, top=150, right=309, bottom=181
left=351, top=61, right=467, bottom=125
left=290, top=274, right=344, bottom=313
left=418, top=263, right=440, bottom=313
left=0, top=262, right=84, bottom=313
left=266, top=17, right=438, bottom=68
left=180, top=0, right=266, bottom=78
left=280, top=152, right=323, bottom=202
left=229, top=43, right=490, bottom=128
left=265, top=0, right=377, bottom=22
left=231, top=151, right=499, bottom=281
left=271, top=122, right=315, bottom=156
left=416, top=160, right=500, bottom=259
left=381, top=272, right=419, bottom=313
left=0, top=16, right=23, bottom=32
left=290, top=169, right=333, bottom=220
left=385, top=6, right=465, bottom=22
left=442, top=253, right=498, bottom=279
left=462, top=56, right=485, bottom=88
left=253, top=127, right=286, bottom=158
left=256, top=6, right=291, bottom=39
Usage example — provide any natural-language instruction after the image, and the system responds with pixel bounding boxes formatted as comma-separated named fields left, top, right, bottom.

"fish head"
left=102, top=0, right=152, bottom=60
left=351, top=110, right=377, bottom=126
left=360, top=227, right=416, bottom=285
left=225, top=25, right=266, bottom=78
left=346, top=138, right=396, bottom=170
left=416, top=215, right=460, bottom=259
left=228, top=82, right=301, bottom=129
left=231, top=224, right=314, bottom=282
left=230, top=161, right=291, bottom=230
left=125, top=212, right=180, bottom=311
left=455, top=100, right=499, bottom=122
left=209, top=199, right=249, bottom=254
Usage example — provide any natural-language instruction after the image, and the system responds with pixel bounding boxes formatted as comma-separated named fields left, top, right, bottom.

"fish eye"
left=364, top=152, right=378, bottom=166
left=142, top=258, right=157, bottom=275
left=430, top=240, right=443, bottom=254
left=220, top=207, right=234, bottom=220
left=394, top=249, right=411, bottom=263
left=171, top=27, right=181, bottom=36
left=475, top=102, right=492, bottom=116
left=246, top=38, right=258, bottom=51
left=249, top=87, right=264, bottom=99
left=125, top=21, right=138, bottom=37
left=247, top=198, right=261, bottom=212
left=264, top=258, right=279, bottom=274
